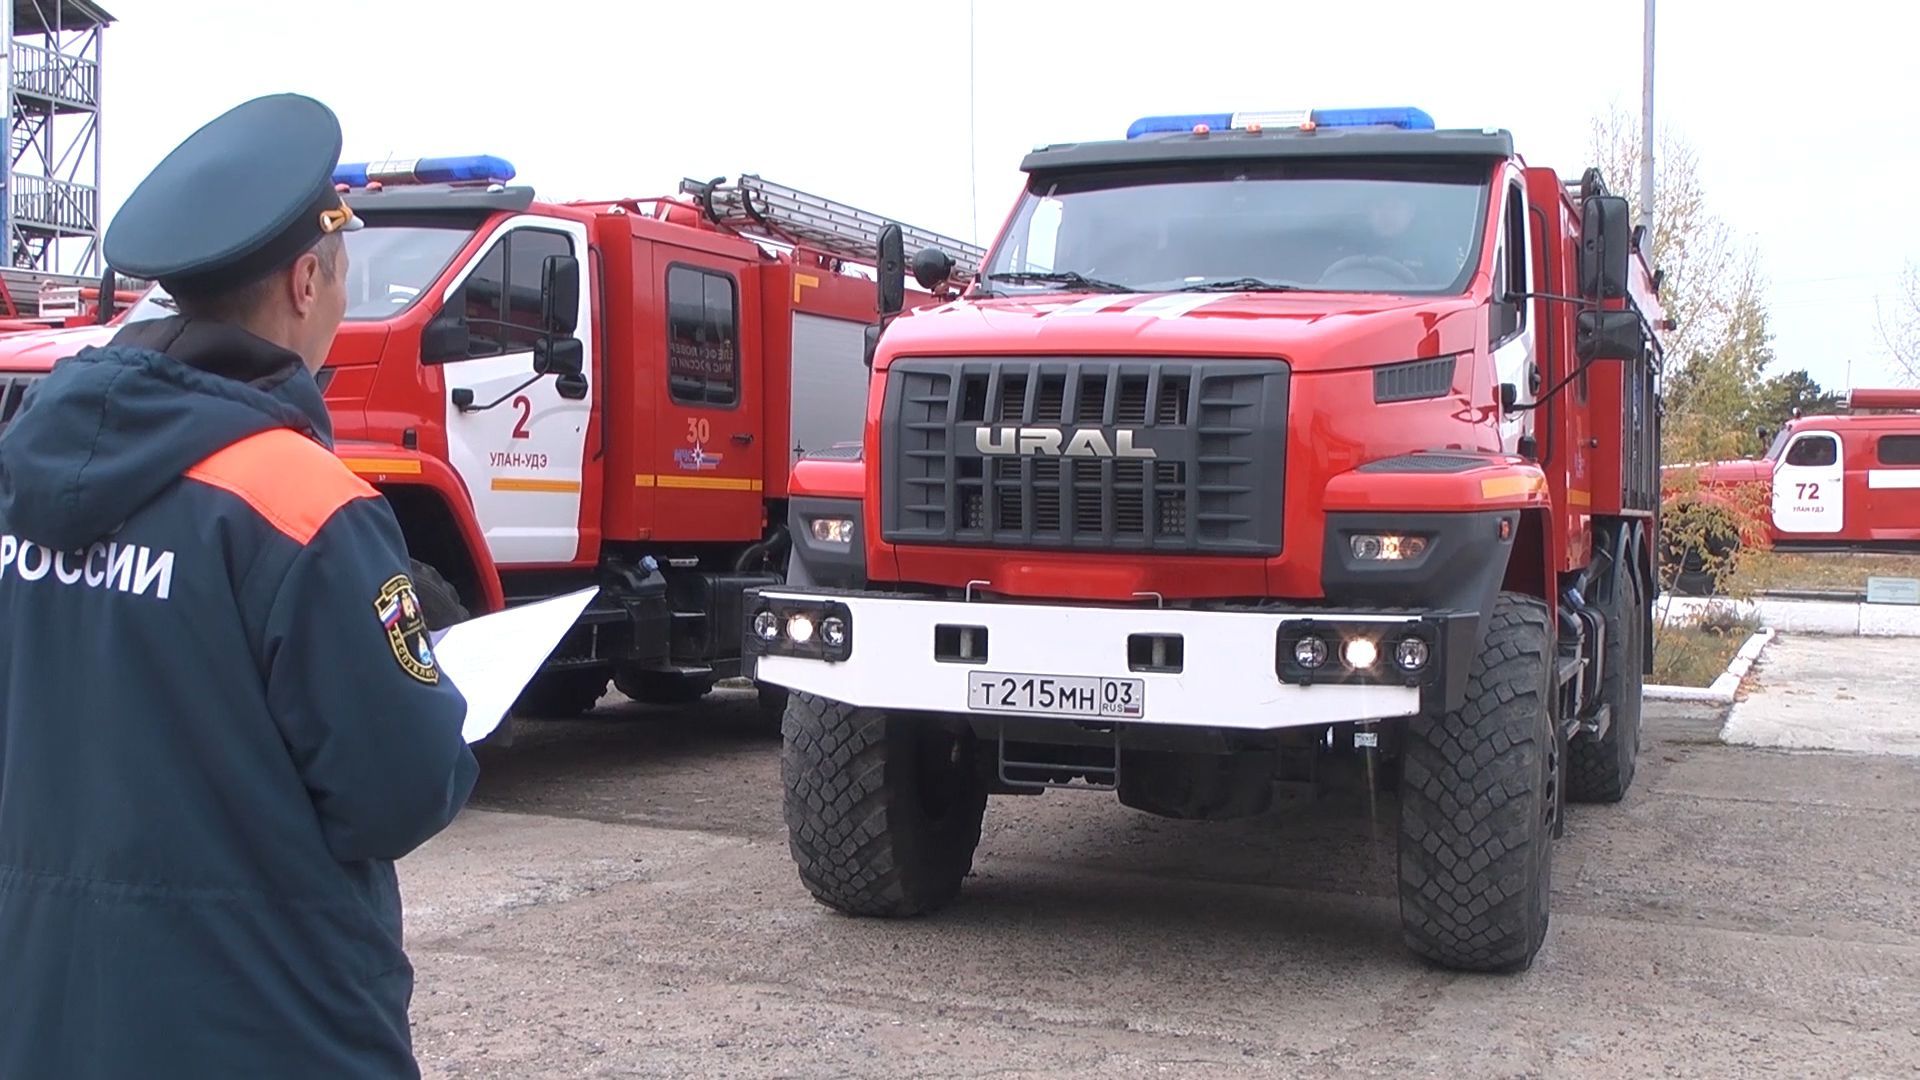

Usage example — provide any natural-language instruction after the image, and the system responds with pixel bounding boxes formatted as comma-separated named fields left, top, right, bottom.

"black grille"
left=0, top=374, right=41, bottom=439
left=882, top=358, right=1289, bottom=554
left=1373, top=355, right=1457, bottom=403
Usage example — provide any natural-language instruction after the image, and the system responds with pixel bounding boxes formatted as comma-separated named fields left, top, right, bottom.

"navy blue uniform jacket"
left=0, top=317, right=479, bottom=1078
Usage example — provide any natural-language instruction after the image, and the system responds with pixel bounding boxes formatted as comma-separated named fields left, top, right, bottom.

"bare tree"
left=1875, top=259, right=1920, bottom=384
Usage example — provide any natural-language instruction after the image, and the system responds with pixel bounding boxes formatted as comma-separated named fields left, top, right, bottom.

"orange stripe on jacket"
left=184, top=428, right=378, bottom=545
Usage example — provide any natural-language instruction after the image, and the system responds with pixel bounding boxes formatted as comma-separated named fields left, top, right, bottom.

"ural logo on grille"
left=973, top=426, right=1157, bottom=459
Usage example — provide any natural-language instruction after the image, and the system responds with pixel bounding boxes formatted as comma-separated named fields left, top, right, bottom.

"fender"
left=1321, top=453, right=1552, bottom=514
left=332, top=441, right=506, bottom=613
left=785, top=447, right=865, bottom=590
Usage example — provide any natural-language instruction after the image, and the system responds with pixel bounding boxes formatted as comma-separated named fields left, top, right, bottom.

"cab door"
left=424, top=215, right=595, bottom=565
left=649, top=253, right=765, bottom=540
left=1490, top=175, right=1540, bottom=454
left=1772, top=429, right=1844, bottom=535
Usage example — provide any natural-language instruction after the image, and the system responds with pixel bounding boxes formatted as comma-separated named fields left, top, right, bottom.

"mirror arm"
left=454, top=372, right=544, bottom=414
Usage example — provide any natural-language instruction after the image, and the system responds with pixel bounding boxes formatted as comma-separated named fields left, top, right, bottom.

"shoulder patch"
left=184, top=428, right=379, bottom=545
left=375, top=573, right=439, bottom=684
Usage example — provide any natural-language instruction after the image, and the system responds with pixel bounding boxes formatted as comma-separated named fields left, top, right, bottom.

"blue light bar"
left=333, top=154, right=518, bottom=188
left=1125, top=106, right=1435, bottom=139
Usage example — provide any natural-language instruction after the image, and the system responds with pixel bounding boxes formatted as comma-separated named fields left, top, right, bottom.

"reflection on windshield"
left=120, top=224, right=474, bottom=325
left=983, top=161, right=1489, bottom=296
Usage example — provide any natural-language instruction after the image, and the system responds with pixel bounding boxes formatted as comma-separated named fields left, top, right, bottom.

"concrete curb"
left=1644, top=627, right=1776, bottom=704
left=1654, top=595, right=1920, bottom=637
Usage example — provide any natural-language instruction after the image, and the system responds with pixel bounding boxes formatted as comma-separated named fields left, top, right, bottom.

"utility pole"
left=1639, top=0, right=1656, bottom=247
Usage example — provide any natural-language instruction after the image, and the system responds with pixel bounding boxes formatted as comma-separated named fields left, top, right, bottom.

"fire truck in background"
left=747, top=106, right=1667, bottom=971
left=1662, top=387, right=1920, bottom=593
left=0, top=158, right=980, bottom=731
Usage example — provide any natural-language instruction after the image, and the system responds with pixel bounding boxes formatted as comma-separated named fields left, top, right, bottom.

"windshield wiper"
left=984, top=271, right=1136, bottom=293
left=1178, top=277, right=1303, bottom=292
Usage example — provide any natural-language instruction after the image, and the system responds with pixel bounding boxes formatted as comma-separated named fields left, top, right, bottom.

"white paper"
left=428, top=587, right=599, bottom=743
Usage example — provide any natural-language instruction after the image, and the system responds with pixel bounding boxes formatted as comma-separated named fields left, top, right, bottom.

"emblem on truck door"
left=972, top=426, right=1158, bottom=458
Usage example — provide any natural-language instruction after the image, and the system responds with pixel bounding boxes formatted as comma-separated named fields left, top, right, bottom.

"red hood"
left=877, top=290, right=1485, bottom=370
left=0, top=325, right=120, bottom=373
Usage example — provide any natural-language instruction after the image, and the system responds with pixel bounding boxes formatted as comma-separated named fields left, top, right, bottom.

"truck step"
left=997, top=724, right=1120, bottom=792
left=1555, top=655, right=1586, bottom=688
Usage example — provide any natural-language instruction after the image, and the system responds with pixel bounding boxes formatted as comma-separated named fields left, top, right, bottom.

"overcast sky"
left=83, top=0, right=1917, bottom=390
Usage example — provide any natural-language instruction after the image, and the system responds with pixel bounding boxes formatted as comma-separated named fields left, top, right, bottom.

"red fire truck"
left=746, top=106, right=1667, bottom=972
left=1662, top=388, right=1920, bottom=592
left=0, top=161, right=979, bottom=732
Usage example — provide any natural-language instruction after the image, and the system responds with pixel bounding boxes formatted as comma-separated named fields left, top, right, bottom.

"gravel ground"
left=397, top=691, right=1920, bottom=1079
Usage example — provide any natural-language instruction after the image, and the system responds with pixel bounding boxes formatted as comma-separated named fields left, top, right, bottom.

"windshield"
left=120, top=223, right=473, bottom=325
left=982, top=160, right=1490, bottom=296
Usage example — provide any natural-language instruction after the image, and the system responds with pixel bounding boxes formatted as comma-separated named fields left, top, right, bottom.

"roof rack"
left=680, top=174, right=987, bottom=283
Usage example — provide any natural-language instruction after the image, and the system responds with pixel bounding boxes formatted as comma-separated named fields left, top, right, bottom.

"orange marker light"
left=1192, top=123, right=1210, bottom=135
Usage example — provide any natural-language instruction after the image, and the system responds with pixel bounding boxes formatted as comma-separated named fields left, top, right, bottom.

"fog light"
left=1294, top=635, right=1329, bottom=669
left=820, top=616, right=848, bottom=649
left=1350, top=534, right=1428, bottom=561
left=1342, top=637, right=1379, bottom=669
left=752, top=610, right=780, bottom=641
left=787, top=614, right=816, bottom=644
left=811, top=517, right=854, bottom=543
left=1394, top=636, right=1429, bottom=672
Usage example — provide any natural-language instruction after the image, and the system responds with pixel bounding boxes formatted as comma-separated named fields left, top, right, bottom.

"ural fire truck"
left=1662, top=388, right=1920, bottom=593
left=745, top=107, right=1666, bottom=972
left=0, top=159, right=980, bottom=730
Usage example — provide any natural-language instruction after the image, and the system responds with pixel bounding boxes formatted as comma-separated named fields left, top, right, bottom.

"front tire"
left=1397, top=591, right=1559, bottom=973
left=782, top=693, right=988, bottom=917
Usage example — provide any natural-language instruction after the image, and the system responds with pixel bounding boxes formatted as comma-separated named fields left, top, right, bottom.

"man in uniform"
left=0, top=93, right=478, bottom=1077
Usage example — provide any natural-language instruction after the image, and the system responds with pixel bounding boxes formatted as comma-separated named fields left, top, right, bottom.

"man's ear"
left=288, top=251, right=322, bottom=316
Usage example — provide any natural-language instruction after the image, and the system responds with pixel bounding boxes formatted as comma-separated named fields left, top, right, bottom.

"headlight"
left=1350, top=534, right=1428, bottom=561
left=810, top=517, right=855, bottom=544
left=743, top=596, right=855, bottom=662
left=1394, top=636, right=1430, bottom=672
left=1294, top=636, right=1329, bottom=669
left=1342, top=637, right=1379, bottom=670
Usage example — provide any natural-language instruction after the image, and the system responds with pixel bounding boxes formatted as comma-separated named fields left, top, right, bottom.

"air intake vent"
left=1373, top=355, right=1457, bottom=403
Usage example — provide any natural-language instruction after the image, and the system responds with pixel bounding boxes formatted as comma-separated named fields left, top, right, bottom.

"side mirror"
left=96, top=266, right=117, bottom=324
left=1575, top=309, right=1643, bottom=362
left=1578, top=194, right=1632, bottom=300
left=876, top=224, right=906, bottom=318
left=911, top=246, right=955, bottom=291
left=534, top=335, right=584, bottom=377
left=541, top=254, right=580, bottom=335
left=421, top=310, right=471, bottom=363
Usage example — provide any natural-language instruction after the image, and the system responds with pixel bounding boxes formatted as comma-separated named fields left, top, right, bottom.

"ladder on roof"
left=680, top=174, right=988, bottom=283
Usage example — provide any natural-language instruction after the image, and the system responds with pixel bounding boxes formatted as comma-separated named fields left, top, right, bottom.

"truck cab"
left=0, top=158, right=969, bottom=725
left=748, top=106, right=1665, bottom=973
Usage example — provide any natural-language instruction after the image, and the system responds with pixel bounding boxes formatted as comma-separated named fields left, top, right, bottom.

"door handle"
left=731, top=432, right=754, bottom=445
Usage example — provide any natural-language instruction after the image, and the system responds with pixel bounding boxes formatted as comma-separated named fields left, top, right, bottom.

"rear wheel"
left=1568, top=550, right=1645, bottom=802
left=782, top=693, right=988, bottom=916
left=1397, top=591, right=1559, bottom=973
left=614, top=669, right=715, bottom=705
left=514, top=669, right=610, bottom=718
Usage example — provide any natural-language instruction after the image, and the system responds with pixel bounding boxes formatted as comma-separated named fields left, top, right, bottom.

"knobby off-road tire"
left=409, top=558, right=515, bottom=745
left=1397, top=591, right=1559, bottom=973
left=782, top=693, right=988, bottom=917
left=409, top=558, right=468, bottom=630
left=515, top=669, right=610, bottom=718
left=614, top=669, right=714, bottom=705
left=1568, top=555, right=1644, bottom=803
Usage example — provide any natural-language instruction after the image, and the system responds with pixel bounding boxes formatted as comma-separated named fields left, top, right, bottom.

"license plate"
left=965, top=671, right=1145, bottom=719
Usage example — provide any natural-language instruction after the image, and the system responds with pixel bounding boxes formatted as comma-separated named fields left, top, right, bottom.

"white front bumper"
left=749, top=590, right=1424, bottom=731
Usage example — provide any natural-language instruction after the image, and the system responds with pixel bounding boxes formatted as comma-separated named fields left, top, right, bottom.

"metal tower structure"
left=3, top=0, right=111, bottom=316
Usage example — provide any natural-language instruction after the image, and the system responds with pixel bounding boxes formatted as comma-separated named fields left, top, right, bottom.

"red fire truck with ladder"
left=0, top=160, right=981, bottom=733
left=745, top=106, right=1667, bottom=971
